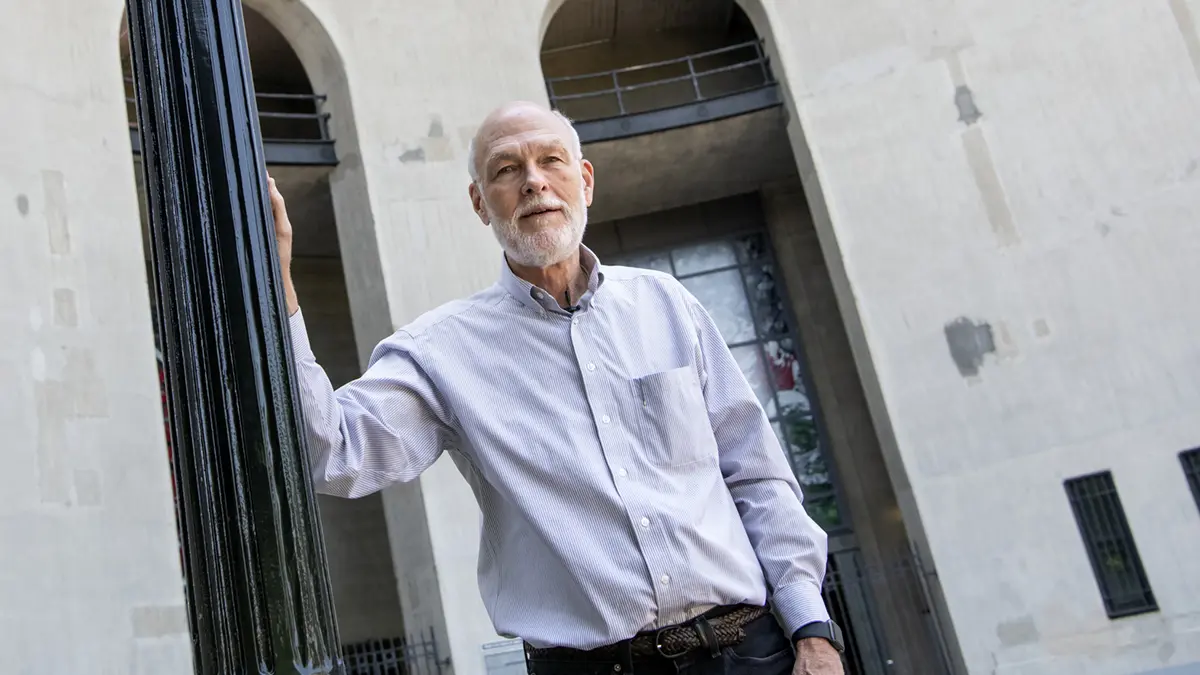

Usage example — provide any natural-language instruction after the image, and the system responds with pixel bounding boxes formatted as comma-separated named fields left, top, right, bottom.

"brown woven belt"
left=525, top=605, right=771, bottom=662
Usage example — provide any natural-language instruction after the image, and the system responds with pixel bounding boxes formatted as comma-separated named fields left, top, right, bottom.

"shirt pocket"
left=630, top=364, right=718, bottom=467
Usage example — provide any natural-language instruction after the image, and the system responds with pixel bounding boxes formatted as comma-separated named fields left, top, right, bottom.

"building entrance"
left=594, top=205, right=953, bottom=675
left=603, top=230, right=889, bottom=673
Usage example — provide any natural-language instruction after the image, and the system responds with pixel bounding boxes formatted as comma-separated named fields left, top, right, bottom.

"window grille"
left=1064, top=471, right=1157, bottom=618
left=1182, top=448, right=1200, bottom=513
left=343, top=631, right=446, bottom=675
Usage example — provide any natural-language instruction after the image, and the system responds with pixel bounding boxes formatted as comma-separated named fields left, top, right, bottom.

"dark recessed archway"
left=539, top=0, right=775, bottom=134
left=120, top=5, right=335, bottom=160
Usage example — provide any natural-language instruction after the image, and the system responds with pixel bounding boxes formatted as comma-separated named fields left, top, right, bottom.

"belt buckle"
left=653, top=627, right=691, bottom=660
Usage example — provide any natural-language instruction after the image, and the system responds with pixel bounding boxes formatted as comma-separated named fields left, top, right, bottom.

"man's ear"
left=581, top=159, right=595, bottom=207
left=468, top=182, right=490, bottom=226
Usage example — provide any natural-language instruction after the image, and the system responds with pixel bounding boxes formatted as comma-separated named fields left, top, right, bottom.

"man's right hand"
left=267, top=174, right=300, bottom=316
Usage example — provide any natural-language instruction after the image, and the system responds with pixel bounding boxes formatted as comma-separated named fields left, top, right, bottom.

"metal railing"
left=545, top=39, right=774, bottom=122
left=342, top=630, right=448, bottom=675
left=125, top=77, right=332, bottom=143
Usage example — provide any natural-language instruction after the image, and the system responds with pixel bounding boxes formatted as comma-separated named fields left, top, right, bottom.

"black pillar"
left=124, top=0, right=343, bottom=673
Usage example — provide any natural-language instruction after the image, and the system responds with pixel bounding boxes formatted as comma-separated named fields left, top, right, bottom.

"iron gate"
left=823, top=549, right=956, bottom=675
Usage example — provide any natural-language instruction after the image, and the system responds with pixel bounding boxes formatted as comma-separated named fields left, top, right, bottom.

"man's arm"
left=682, top=288, right=840, bottom=664
left=270, top=176, right=453, bottom=498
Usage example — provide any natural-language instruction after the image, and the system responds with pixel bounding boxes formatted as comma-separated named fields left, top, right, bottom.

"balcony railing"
left=545, top=39, right=776, bottom=124
left=125, top=77, right=337, bottom=165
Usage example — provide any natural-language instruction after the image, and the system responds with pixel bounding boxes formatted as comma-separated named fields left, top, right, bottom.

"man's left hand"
left=793, top=638, right=845, bottom=675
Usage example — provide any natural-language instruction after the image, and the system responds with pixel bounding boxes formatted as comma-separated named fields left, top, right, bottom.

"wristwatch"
left=792, top=620, right=846, bottom=653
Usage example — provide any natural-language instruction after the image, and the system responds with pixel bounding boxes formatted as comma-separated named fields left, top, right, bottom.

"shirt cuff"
left=773, top=580, right=830, bottom=639
left=288, top=307, right=315, bottom=361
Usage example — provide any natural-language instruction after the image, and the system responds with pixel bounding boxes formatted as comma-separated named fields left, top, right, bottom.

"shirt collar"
left=498, top=245, right=606, bottom=313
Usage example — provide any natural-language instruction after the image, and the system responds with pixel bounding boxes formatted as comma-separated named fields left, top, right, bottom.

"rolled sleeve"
left=681, top=285, right=832, bottom=637
left=285, top=306, right=454, bottom=498
left=773, top=580, right=831, bottom=638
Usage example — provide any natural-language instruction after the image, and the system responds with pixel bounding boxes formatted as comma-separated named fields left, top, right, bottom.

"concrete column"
left=268, top=1, right=560, bottom=671
left=761, top=180, right=950, bottom=675
left=292, top=257, right=408, bottom=644
left=1, top=0, right=192, bottom=672
left=237, top=1, right=529, bottom=670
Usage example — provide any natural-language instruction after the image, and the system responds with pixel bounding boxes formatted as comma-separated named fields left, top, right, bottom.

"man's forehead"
left=479, top=106, right=569, bottom=147
left=484, top=129, right=568, bottom=158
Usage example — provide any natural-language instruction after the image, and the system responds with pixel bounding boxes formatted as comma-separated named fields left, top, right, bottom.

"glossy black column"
left=125, top=0, right=343, bottom=672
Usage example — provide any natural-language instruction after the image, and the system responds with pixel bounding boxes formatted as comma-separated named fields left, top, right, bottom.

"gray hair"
left=467, top=109, right=583, bottom=183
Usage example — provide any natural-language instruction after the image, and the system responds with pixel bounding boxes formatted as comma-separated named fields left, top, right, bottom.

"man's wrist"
left=795, top=636, right=838, bottom=652
left=282, top=278, right=299, bottom=316
left=791, top=620, right=845, bottom=654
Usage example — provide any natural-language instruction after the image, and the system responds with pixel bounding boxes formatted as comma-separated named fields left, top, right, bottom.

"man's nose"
left=522, top=165, right=549, bottom=194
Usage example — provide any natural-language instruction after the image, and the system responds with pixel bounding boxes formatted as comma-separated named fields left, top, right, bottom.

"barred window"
left=1182, top=448, right=1200, bottom=513
left=1064, top=471, right=1157, bottom=619
left=343, top=633, right=445, bottom=675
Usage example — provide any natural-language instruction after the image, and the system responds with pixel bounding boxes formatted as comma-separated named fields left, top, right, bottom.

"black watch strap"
left=791, top=620, right=846, bottom=653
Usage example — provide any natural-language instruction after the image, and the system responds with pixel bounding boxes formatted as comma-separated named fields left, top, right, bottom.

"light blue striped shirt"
left=289, top=246, right=830, bottom=650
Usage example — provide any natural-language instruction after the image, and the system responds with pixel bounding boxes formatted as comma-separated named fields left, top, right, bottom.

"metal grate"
left=343, top=630, right=447, bottom=675
left=1182, top=448, right=1200, bottom=513
left=1064, top=471, right=1157, bottom=619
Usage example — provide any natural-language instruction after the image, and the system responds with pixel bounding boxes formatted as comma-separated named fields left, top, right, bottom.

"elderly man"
left=268, top=101, right=845, bottom=675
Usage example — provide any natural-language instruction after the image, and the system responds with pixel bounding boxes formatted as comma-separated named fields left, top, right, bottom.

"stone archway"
left=531, top=0, right=961, bottom=672
left=238, top=0, right=392, bottom=364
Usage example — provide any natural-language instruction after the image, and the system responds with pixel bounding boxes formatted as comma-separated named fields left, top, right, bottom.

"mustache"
left=515, top=196, right=569, bottom=218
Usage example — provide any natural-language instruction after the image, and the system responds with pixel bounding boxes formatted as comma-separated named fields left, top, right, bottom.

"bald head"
left=467, top=101, right=582, bottom=182
left=466, top=100, right=595, bottom=269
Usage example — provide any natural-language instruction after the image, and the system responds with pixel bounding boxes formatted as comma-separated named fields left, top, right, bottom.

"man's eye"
left=496, top=166, right=514, bottom=175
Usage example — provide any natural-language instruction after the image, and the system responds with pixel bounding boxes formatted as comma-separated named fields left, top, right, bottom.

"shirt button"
left=601, top=415, right=611, bottom=424
left=660, top=574, right=671, bottom=586
left=586, top=363, right=596, bottom=372
left=618, top=468, right=628, bottom=478
left=640, top=517, right=650, bottom=528
left=572, top=318, right=579, bottom=326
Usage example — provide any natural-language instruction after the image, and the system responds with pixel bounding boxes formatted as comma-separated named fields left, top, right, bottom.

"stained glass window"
left=611, top=233, right=845, bottom=531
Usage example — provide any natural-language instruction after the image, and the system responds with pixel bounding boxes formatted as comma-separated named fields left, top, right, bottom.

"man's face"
left=470, top=107, right=595, bottom=268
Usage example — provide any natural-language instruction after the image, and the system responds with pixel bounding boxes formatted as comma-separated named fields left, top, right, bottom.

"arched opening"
left=541, top=0, right=780, bottom=140
left=120, top=6, right=335, bottom=159
left=120, top=2, right=407, bottom=656
left=540, top=1, right=954, bottom=673
left=542, top=0, right=766, bottom=121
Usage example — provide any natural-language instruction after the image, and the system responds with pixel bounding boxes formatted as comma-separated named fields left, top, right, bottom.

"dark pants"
left=525, top=614, right=794, bottom=675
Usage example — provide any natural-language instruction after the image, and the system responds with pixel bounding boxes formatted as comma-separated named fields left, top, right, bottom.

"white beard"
left=487, top=186, right=588, bottom=268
